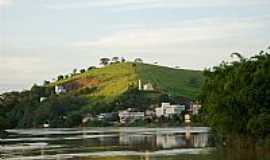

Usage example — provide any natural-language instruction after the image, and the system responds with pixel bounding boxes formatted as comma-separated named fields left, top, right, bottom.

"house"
left=145, top=110, right=155, bottom=121
left=143, top=82, right=154, bottom=91
left=138, top=80, right=154, bottom=91
left=55, top=85, right=66, bottom=94
left=155, top=103, right=185, bottom=118
left=118, top=108, right=144, bottom=124
left=190, top=102, right=202, bottom=115
left=155, top=103, right=170, bottom=117
left=97, top=112, right=118, bottom=121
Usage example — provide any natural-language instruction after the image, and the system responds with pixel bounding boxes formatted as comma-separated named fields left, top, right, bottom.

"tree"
left=43, top=80, right=50, bottom=86
left=121, top=57, right=126, bottom=63
left=34, top=95, right=87, bottom=128
left=100, top=58, right=110, bottom=66
left=87, top=66, right=96, bottom=71
left=112, top=57, right=120, bottom=63
left=80, top=69, right=86, bottom=74
left=201, top=50, right=270, bottom=139
left=57, top=75, right=64, bottom=81
left=134, top=58, right=143, bottom=63
left=72, top=69, right=77, bottom=75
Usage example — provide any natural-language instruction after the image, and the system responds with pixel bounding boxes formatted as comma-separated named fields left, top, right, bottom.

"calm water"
left=1, top=127, right=267, bottom=160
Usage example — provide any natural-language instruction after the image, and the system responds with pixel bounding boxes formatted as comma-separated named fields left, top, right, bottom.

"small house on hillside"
left=55, top=85, right=66, bottom=94
left=143, top=82, right=154, bottom=91
left=138, top=80, right=154, bottom=91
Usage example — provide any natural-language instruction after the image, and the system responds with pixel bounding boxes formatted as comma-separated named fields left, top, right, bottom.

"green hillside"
left=136, top=64, right=204, bottom=98
left=53, top=62, right=203, bottom=101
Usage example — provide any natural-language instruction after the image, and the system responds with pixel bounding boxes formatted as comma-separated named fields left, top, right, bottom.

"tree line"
left=200, top=48, right=270, bottom=141
left=53, top=57, right=143, bottom=82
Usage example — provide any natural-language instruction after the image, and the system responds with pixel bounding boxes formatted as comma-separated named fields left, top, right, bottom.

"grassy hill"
left=136, top=63, right=204, bottom=98
left=0, top=62, right=204, bottom=129
left=53, top=62, right=204, bottom=102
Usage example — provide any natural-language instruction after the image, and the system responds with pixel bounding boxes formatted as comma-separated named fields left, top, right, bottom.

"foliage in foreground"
left=201, top=50, right=270, bottom=139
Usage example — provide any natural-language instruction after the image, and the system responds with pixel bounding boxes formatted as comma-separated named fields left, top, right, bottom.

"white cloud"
left=74, top=17, right=263, bottom=49
left=72, top=16, right=269, bottom=71
left=44, top=0, right=270, bottom=10
left=0, top=0, right=12, bottom=7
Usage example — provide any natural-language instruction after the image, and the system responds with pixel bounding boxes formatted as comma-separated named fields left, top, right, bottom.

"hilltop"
left=52, top=62, right=204, bottom=101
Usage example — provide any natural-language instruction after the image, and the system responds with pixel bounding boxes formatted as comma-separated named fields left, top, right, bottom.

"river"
left=1, top=127, right=267, bottom=160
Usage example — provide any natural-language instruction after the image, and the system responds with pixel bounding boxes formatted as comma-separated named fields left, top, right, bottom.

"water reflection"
left=118, top=133, right=209, bottom=150
left=1, top=127, right=212, bottom=160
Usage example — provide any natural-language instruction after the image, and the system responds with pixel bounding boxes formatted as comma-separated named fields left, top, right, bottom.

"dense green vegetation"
left=0, top=85, right=88, bottom=129
left=201, top=51, right=270, bottom=141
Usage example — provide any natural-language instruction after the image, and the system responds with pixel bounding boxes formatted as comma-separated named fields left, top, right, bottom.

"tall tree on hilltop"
left=134, top=58, right=143, bottom=63
left=72, top=69, right=77, bottom=75
left=112, top=57, right=120, bottom=63
left=100, top=58, right=110, bottom=66
left=121, top=57, right=126, bottom=63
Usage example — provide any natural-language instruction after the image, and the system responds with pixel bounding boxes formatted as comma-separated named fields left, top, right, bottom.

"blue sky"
left=0, top=0, right=270, bottom=93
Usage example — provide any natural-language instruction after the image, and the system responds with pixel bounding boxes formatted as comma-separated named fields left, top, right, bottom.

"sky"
left=0, top=0, right=270, bottom=93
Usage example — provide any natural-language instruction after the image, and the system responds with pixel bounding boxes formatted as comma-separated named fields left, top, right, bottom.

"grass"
left=52, top=62, right=204, bottom=102
left=136, top=63, right=204, bottom=98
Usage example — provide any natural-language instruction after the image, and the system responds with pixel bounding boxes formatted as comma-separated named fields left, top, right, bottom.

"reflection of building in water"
left=119, top=133, right=155, bottom=148
left=191, top=133, right=208, bottom=148
left=156, top=134, right=186, bottom=149
left=119, top=132, right=209, bottom=150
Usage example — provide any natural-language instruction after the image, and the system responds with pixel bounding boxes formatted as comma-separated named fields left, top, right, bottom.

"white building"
left=55, top=85, right=66, bottom=94
left=155, top=103, right=170, bottom=117
left=138, top=80, right=154, bottom=91
left=43, top=123, right=50, bottom=128
left=138, top=80, right=142, bottom=91
left=143, top=82, right=154, bottom=91
left=190, top=103, right=202, bottom=115
left=118, top=108, right=144, bottom=124
left=155, top=103, right=185, bottom=118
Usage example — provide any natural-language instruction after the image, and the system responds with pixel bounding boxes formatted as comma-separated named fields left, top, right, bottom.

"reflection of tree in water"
left=118, top=133, right=209, bottom=151
left=119, top=133, right=156, bottom=150
left=190, top=133, right=209, bottom=148
left=215, top=136, right=270, bottom=160
left=156, top=134, right=186, bottom=149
